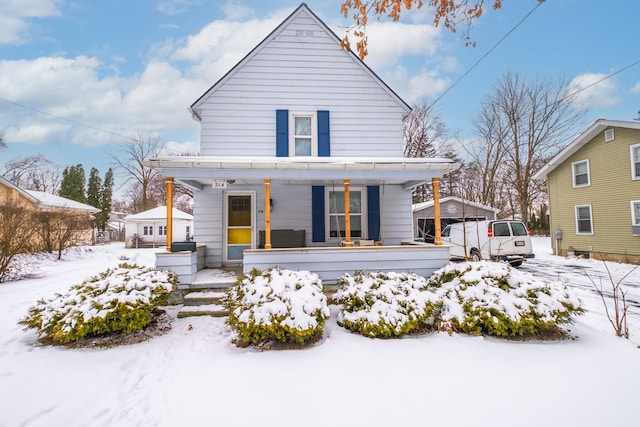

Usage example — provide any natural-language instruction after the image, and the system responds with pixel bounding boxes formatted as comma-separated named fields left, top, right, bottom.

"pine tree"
left=59, top=165, right=86, bottom=203
left=98, top=168, right=114, bottom=231
left=86, top=167, right=102, bottom=210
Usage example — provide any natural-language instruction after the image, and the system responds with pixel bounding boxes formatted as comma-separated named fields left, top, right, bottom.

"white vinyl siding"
left=575, top=204, right=593, bottom=235
left=631, top=144, right=640, bottom=180
left=195, top=10, right=408, bottom=158
left=572, top=160, right=590, bottom=187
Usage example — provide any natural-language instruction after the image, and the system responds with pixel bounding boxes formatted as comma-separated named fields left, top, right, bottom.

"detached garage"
left=413, top=197, right=499, bottom=243
left=124, top=206, right=193, bottom=248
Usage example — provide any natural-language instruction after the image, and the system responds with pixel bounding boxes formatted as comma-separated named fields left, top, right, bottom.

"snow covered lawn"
left=0, top=238, right=638, bottom=427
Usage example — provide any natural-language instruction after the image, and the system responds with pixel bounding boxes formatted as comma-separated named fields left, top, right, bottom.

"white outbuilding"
left=124, top=206, right=193, bottom=248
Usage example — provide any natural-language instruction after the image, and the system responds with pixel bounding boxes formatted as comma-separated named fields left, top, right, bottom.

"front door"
left=224, top=193, right=254, bottom=263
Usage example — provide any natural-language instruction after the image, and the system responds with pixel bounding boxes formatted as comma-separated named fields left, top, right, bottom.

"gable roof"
left=412, top=196, right=499, bottom=213
left=125, top=206, right=193, bottom=221
left=189, top=2, right=411, bottom=120
left=1, top=175, right=99, bottom=213
left=533, top=119, right=640, bottom=180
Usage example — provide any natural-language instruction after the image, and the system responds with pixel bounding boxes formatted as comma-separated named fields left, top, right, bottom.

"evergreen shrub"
left=224, top=267, right=330, bottom=346
left=19, top=263, right=177, bottom=344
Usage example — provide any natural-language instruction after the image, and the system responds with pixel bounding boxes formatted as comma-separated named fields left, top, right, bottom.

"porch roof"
left=145, top=156, right=461, bottom=191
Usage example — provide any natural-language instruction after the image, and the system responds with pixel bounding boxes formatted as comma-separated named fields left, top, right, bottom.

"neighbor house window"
left=158, top=226, right=166, bottom=236
left=143, top=226, right=153, bottom=236
left=575, top=205, right=593, bottom=234
left=572, top=160, right=590, bottom=187
left=326, top=188, right=365, bottom=240
left=632, top=201, right=640, bottom=225
left=631, top=144, right=640, bottom=180
left=290, top=112, right=316, bottom=156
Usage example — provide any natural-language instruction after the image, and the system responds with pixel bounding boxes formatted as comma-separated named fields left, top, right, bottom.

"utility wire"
left=564, top=58, right=640, bottom=99
left=0, top=97, right=139, bottom=142
left=429, top=1, right=544, bottom=109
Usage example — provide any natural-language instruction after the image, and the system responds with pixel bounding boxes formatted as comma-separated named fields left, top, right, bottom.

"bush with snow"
left=334, top=271, right=438, bottom=338
left=427, top=261, right=583, bottom=337
left=19, top=263, right=177, bottom=344
left=224, top=267, right=330, bottom=346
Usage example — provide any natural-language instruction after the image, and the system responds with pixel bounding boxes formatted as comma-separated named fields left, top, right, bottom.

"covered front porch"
left=147, top=156, right=459, bottom=287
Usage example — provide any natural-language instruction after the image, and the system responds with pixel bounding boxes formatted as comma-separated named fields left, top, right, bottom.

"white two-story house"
left=148, top=3, right=459, bottom=285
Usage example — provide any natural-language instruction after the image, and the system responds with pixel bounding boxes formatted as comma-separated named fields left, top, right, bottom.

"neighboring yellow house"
left=534, top=119, right=640, bottom=262
left=0, top=175, right=100, bottom=248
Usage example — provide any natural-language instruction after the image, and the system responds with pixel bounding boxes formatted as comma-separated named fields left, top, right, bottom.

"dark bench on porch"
left=258, top=229, right=305, bottom=249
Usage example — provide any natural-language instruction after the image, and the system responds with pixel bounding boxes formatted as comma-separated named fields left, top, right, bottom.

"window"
left=510, top=222, right=528, bottom=236
left=326, top=188, right=364, bottom=240
left=572, top=160, right=590, bottom=187
left=604, top=128, right=614, bottom=142
left=575, top=205, right=593, bottom=234
left=290, top=112, right=316, bottom=156
left=143, top=226, right=153, bottom=236
left=158, top=226, right=166, bottom=236
left=632, top=144, right=640, bottom=180
left=632, top=201, right=640, bottom=225
left=493, top=222, right=510, bottom=236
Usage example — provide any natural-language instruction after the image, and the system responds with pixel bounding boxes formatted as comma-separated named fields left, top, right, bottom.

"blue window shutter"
left=312, top=186, right=325, bottom=242
left=276, top=110, right=288, bottom=157
left=317, top=110, right=330, bottom=157
left=367, top=186, right=380, bottom=241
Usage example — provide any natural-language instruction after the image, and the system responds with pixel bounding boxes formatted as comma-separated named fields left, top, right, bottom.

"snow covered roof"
left=412, top=196, right=499, bottom=213
left=124, top=206, right=193, bottom=221
left=25, top=190, right=100, bottom=213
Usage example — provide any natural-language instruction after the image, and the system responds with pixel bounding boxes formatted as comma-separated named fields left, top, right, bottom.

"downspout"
left=432, top=177, right=442, bottom=246
left=166, top=177, right=174, bottom=251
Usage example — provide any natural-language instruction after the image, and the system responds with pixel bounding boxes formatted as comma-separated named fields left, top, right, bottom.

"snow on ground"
left=0, top=238, right=638, bottom=427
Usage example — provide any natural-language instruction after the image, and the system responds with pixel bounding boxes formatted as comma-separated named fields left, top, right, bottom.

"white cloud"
left=221, top=0, right=254, bottom=20
left=383, top=65, right=450, bottom=104
left=568, top=73, right=620, bottom=109
left=632, top=81, right=640, bottom=94
left=156, top=0, right=201, bottom=16
left=0, top=0, right=61, bottom=44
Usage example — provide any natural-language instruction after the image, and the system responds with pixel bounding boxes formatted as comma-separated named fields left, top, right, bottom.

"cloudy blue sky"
left=1, top=0, right=639, bottom=194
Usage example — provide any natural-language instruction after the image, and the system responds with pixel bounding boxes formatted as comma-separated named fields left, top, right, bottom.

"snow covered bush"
left=19, top=263, right=177, bottom=344
left=334, top=271, right=439, bottom=338
left=427, top=261, right=583, bottom=337
left=224, top=267, right=330, bottom=346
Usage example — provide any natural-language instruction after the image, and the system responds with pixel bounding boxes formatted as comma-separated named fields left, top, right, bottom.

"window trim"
left=572, top=159, right=591, bottom=188
left=158, top=225, right=167, bottom=236
left=143, top=225, right=153, bottom=236
left=631, top=200, right=640, bottom=226
left=324, top=186, right=367, bottom=242
left=575, top=204, right=594, bottom=235
left=289, top=111, right=317, bottom=157
left=631, top=144, right=640, bottom=180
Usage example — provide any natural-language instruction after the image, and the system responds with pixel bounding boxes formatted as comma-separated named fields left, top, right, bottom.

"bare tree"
left=0, top=133, right=5, bottom=149
left=36, top=209, right=92, bottom=260
left=474, top=72, right=585, bottom=219
left=0, top=201, right=38, bottom=282
left=111, top=134, right=163, bottom=212
left=2, top=154, right=62, bottom=194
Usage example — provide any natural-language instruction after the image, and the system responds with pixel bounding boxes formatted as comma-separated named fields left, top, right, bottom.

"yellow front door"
left=226, top=194, right=253, bottom=261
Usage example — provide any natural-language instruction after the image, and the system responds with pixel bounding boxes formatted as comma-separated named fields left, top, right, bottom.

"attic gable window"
left=572, top=159, right=590, bottom=187
left=632, top=144, right=640, bottom=180
left=291, top=112, right=316, bottom=156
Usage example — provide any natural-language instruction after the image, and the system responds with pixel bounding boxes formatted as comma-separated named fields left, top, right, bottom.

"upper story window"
left=290, top=112, right=316, bottom=156
left=631, top=144, right=640, bottom=180
left=575, top=204, right=593, bottom=235
left=572, top=159, right=590, bottom=187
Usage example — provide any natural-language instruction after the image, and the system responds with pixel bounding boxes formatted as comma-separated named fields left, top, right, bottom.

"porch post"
left=343, top=179, right=353, bottom=246
left=432, top=177, right=442, bottom=246
left=264, top=179, right=272, bottom=249
left=165, top=177, right=174, bottom=251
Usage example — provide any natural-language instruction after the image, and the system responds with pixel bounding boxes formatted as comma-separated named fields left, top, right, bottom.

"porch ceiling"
left=145, top=156, right=461, bottom=191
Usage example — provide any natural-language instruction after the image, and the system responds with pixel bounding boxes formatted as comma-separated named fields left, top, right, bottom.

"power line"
left=0, top=97, right=139, bottom=142
left=565, top=58, right=640, bottom=99
left=429, top=1, right=544, bottom=109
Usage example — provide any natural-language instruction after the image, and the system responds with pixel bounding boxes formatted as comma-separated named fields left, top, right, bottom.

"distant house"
left=145, top=3, right=459, bottom=285
left=0, top=175, right=100, bottom=247
left=124, top=206, right=193, bottom=248
left=412, top=197, right=499, bottom=243
left=533, top=119, right=640, bottom=262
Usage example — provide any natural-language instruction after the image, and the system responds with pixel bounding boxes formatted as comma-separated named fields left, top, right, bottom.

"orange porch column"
left=264, top=179, right=272, bottom=249
left=432, top=177, right=442, bottom=246
left=165, top=177, right=174, bottom=250
left=343, top=179, right=353, bottom=246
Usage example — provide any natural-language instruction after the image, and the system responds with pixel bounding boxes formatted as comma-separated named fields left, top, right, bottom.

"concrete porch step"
left=177, top=303, right=229, bottom=318
left=183, top=290, right=227, bottom=306
left=178, top=290, right=229, bottom=318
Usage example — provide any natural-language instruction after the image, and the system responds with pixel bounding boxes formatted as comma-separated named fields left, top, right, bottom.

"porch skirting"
left=243, top=244, right=451, bottom=283
left=155, top=244, right=205, bottom=285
